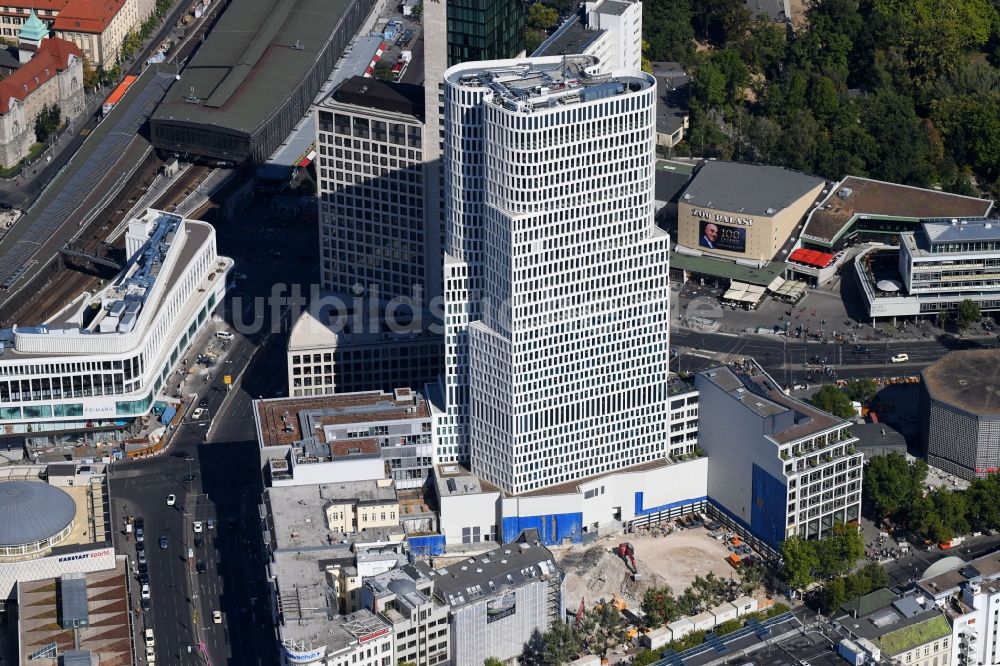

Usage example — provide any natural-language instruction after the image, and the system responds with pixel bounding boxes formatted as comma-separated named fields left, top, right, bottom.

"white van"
left=145, top=628, right=155, bottom=647
left=215, top=331, right=234, bottom=341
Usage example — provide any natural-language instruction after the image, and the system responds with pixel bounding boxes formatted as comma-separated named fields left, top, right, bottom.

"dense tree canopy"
left=637, top=0, right=1000, bottom=196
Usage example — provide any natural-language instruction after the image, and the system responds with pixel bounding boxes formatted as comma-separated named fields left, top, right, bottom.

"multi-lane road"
left=671, top=326, right=997, bottom=384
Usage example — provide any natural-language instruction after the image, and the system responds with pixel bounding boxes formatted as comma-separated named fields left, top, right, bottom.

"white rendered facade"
left=438, top=55, right=670, bottom=494
left=668, top=387, right=699, bottom=457
left=0, top=209, right=231, bottom=436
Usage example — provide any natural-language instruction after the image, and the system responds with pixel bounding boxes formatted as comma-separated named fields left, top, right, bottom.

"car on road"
left=141, top=583, right=151, bottom=599
left=141, top=597, right=151, bottom=612
left=215, top=330, right=235, bottom=340
left=134, top=517, right=144, bottom=530
left=144, top=628, right=155, bottom=648
left=213, top=610, right=222, bottom=624
left=891, top=353, right=910, bottom=363
left=852, top=346, right=871, bottom=354
left=166, top=494, right=176, bottom=506
left=194, top=536, right=205, bottom=548
left=159, top=535, right=169, bottom=549
left=207, top=519, right=214, bottom=530
left=197, top=560, right=206, bottom=574
left=138, top=561, right=148, bottom=576
left=193, top=521, right=203, bottom=533
left=136, top=540, right=145, bottom=553
left=138, top=571, right=149, bottom=585
left=233, top=271, right=247, bottom=280
left=138, top=550, right=147, bottom=565
left=144, top=646, right=156, bottom=663
left=198, top=396, right=209, bottom=408
left=170, top=451, right=191, bottom=459
left=135, top=527, right=144, bottom=542
left=192, top=408, right=206, bottom=420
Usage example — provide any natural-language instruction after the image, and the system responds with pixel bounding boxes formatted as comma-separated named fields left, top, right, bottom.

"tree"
left=484, top=659, right=506, bottom=666
left=528, top=3, right=559, bottom=30
left=538, top=621, right=582, bottom=666
left=780, top=536, right=819, bottom=590
left=810, top=385, right=857, bottom=419
left=34, top=104, right=60, bottom=143
left=372, top=60, right=394, bottom=82
left=863, top=452, right=927, bottom=522
left=634, top=650, right=662, bottom=666
left=83, top=59, right=100, bottom=92
left=739, top=561, right=766, bottom=595
left=966, top=473, right=1000, bottom=530
left=814, top=523, right=864, bottom=577
left=642, top=585, right=679, bottom=627
left=644, top=0, right=695, bottom=62
left=957, top=298, right=982, bottom=329
left=581, top=604, right=629, bottom=658
left=843, top=379, right=878, bottom=404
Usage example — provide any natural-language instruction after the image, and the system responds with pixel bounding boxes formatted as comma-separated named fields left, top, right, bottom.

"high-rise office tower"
left=437, top=55, right=670, bottom=494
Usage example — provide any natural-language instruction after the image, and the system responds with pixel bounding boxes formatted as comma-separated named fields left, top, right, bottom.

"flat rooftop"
left=698, top=365, right=845, bottom=444
left=151, top=0, right=355, bottom=135
left=669, top=250, right=787, bottom=287
left=447, top=55, right=652, bottom=113
left=532, top=14, right=604, bottom=58
left=17, top=559, right=131, bottom=666
left=265, top=481, right=398, bottom=550
left=322, top=75, right=425, bottom=121
left=680, top=161, right=824, bottom=217
left=922, top=349, right=1000, bottom=417
left=256, top=388, right=430, bottom=448
left=923, top=219, right=1000, bottom=244
left=919, top=548, right=1000, bottom=597
left=803, top=176, right=993, bottom=243
left=434, top=463, right=500, bottom=498
left=417, top=541, right=558, bottom=608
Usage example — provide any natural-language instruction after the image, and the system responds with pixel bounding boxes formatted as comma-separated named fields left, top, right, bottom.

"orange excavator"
left=616, top=542, right=638, bottom=574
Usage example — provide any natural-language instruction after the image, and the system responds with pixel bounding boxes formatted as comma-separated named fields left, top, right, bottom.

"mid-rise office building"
left=856, top=219, right=1000, bottom=322
left=534, top=0, right=642, bottom=73
left=279, top=607, right=394, bottom=666
left=315, top=77, right=439, bottom=301
left=695, top=362, right=863, bottom=552
left=834, top=589, right=952, bottom=666
left=362, top=566, right=451, bottom=666
left=418, top=539, right=564, bottom=665
left=254, top=389, right=436, bottom=490
left=0, top=209, right=231, bottom=449
left=286, top=309, right=443, bottom=397
left=669, top=381, right=699, bottom=457
left=438, top=55, right=670, bottom=495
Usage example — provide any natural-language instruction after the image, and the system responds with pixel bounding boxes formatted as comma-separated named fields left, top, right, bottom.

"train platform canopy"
left=801, top=175, right=993, bottom=247
left=151, top=0, right=375, bottom=163
left=670, top=250, right=786, bottom=288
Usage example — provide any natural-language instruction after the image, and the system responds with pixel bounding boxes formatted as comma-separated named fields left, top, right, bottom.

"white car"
left=144, top=628, right=155, bottom=648
left=891, top=353, right=910, bottom=363
left=213, top=610, right=222, bottom=624
left=166, top=494, right=176, bottom=506
left=193, top=521, right=203, bottom=533
left=192, top=408, right=205, bottom=420
left=145, top=646, right=156, bottom=663
left=141, top=583, right=151, bottom=600
left=215, top=331, right=234, bottom=341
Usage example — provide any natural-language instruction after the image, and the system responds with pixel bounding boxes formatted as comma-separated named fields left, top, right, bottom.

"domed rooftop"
left=0, top=481, right=75, bottom=546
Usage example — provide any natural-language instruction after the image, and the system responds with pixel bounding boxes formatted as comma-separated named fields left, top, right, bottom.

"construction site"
left=555, top=519, right=753, bottom=615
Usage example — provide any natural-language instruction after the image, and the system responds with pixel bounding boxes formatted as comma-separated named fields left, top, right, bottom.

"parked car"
left=144, top=628, right=155, bottom=648
left=193, top=521, right=203, bottom=533
left=166, top=494, right=176, bottom=506
left=215, top=330, right=235, bottom=340
left=141, top=583, right=151, bottom=600
left=138, top=550, right=147, bottom=565
left=135, top=527, right=144, bottom=542
left=891, top=353, right=909, bottom=363
left=194, top=536, right=205, bottom=548
left=141, top=597, right=151, bottom=612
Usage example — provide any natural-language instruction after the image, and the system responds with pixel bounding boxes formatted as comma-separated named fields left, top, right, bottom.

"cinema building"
left=672, top=161, right=825, bottom=289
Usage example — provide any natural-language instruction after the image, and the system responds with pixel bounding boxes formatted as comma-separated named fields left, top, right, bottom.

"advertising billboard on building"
left=699, top=220, right=746, bottom=253
left=486, top=592, right=516, bottom=623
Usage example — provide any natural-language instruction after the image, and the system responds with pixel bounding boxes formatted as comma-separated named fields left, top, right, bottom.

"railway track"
left=152, top=164, right=210, bottom=211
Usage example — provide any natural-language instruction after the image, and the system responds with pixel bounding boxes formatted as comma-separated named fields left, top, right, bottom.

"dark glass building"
left=446, top=0, right=525, bottom=66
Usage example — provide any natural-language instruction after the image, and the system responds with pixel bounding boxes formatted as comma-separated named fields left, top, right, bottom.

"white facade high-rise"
left=438, top=55, right=670, bottom=494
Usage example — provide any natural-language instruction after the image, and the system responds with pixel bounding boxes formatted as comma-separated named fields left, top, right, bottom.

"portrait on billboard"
left=699, top=220, right=746, bottom=253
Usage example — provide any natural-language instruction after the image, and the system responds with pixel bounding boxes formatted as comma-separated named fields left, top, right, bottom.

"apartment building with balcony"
left=695, top=362, right=863, bottom=553
left=668, top=378, right=699, bottom=458
left=362, top=566, right=451, bottom=666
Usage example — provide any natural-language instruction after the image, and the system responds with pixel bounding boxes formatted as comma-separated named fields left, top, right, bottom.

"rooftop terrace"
left=256, top=388, right=429, bottom=449
left=447, top=55, right=652, bottom=113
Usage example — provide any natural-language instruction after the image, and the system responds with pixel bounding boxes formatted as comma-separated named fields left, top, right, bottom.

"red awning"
left=789, top=248, right=835, bottom=268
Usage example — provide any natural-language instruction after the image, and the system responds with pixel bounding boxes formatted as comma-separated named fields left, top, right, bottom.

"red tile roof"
left=53, top=0, right=127, bottom=33
left=0, top=37, right=81, bottom=114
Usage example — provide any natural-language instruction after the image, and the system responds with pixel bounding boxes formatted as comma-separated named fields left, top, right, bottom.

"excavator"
left=616, top=542, right=638, bottom=575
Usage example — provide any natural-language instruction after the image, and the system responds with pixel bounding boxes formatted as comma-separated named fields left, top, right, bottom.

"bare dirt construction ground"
left=789, top=0, right=810, bottom=30
left=555, top=529, right=740, bottom=611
